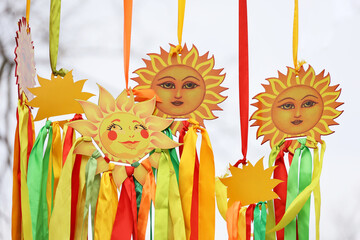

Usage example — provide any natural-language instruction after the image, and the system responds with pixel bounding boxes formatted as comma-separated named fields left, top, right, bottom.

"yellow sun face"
left=251, top=65, right=343, bottom=151
left=133, top=44, right=227, bottom=134
left=69, top=85, right=180, bottom=163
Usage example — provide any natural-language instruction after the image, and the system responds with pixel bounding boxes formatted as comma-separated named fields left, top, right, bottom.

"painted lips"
left=171, top=101, right=184, bottom=106
left=291, top=120, right=303, bottom=125
left=120, top=141, right=140, bottom=149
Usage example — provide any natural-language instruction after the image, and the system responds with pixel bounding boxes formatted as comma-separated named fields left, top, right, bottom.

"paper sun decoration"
left=133, top=44, right=227, bottom=134
left=251, top=65, right=343, bottom=152
left=69, top=85, right=180, bottom=164
left=220, top=158, right=281, bottom=207
left=27, top=71, right=94, bottom=121
left=15, top=17, right=36, bottom=101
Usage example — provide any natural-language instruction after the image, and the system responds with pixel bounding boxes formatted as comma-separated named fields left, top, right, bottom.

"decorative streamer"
left=123, top=0, right=133, bottom=91
left=226, top=202, right=242, bottom=240
left=49, top=136, right=92, bottom=239
left=27, top=120, right=53, bottom=240
left=245, top=204, right=255, bottom=240
left=111, top=166, right=138, bottom=240
left=49, top=0, right=68, bottom=76
left=253, top=202, right=267, bottom=240
left=82, top=150, right=101, bottom=239
left=94, top=164, right=118, bottom=240
left=179, top=119, right=215, bottom=240
left=238, top=207, right=247, bottom=240
left=26, top=0, right=30, bottom=24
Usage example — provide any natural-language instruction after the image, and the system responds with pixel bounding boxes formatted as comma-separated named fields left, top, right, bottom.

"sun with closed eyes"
left=251, top=65, right=343, bottom=151
left=69, top=85, right=179, bottom=164
left=132, top=44, right=227, bottom=134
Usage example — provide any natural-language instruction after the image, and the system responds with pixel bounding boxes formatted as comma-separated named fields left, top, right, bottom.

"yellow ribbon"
left=26, top=0, right=31, bottom=24
left=49, top=136, right=92, bottom=239
left=215, top=177, right=228, bottom=220
left=238, top=207, right=247, bottom=240
left=268, top=140, right=326, bottom=236
left=170, top=0, right=185, bottom=55
left=179, top=119, right=215, bottom=239
left=19, top=95, right=34, bottom=240
left=94, top=168, right=118, bottom=240
left=293, top=0, right=306, bottom=73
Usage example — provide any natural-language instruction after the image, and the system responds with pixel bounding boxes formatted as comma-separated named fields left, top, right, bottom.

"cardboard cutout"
left=69, top=85, right=180, bottom=163
left=15, top=17, right=36, bottom=101
left=27, top=71, right=94, bottom=121
left=220, top=158, right=281, bottom=207
left=133, top=44, right=227, bottom=134
left=250, top=65, right=343, bottom=151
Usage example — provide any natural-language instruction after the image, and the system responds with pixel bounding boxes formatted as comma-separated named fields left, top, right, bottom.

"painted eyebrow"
left=111, top=119, right=121, bottom=123
left=301, top=94, right=318, bottom=100
left=132, top=120, right=140, bottom=124
left=182, top=76, right=200, bottom=81
left=278, top=97, right=295, bottom=102
left=158, top=76, right=176, bottom=81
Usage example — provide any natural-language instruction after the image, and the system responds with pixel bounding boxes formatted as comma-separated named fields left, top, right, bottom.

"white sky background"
left=1, top=0, right=360, bottom=239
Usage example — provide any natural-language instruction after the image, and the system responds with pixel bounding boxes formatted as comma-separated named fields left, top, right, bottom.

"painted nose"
left=294, top=107, right=301, bottom=118
left=174, top=89, right=182, bottom=99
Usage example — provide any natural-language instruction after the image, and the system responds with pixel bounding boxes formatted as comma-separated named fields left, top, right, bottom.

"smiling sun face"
left=69, top=85, right=180, bottom=163
left=133, top=44, right=227, bottom=134
left=251, top=65, right=343, bottom=151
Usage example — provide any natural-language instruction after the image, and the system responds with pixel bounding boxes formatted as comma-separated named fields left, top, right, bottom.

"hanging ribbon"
left=12, top=104, right=22, bottom=240
left=27, top=120, right=52, bottom=240
left=26, top=0, right=31, bottom=24
left=46, top=121, right=62, bottom=223
left=49, top=136, right=92, bottom=239
left=238, top=206, right=247, bottom=240
left=253, top=202, right=267, bottom=240
left=179, top=119, right=215, bottom=240
left=62, top=114, right=82, bottom=165
left=269, top=140, right=326, bottom=240
left=82, top=150, right=101, bottom=239
left=94, top=164, right=118, bottom=240
left=237, top=0, right=249, bottom=163
left=124, top=0, right=133, bottom=91
left=49, top=0, right=68, bottom=76
left=170, top=0, right=185, bottom=55
left=226, top=202, right=242, bottom=240
left=215, top=177, right=228, bottom=220
left=137, top=158, right=156, bottom=240
left=18, top=94, right=34, bottom=240
left=179, top=121, right=199, bottom=240
left=292, top=0, right=306, bottom=72
left=111, top=166, right=138, bottom=240
left=245, top=204, right=255, bottom=240
left=164, top=128, right=180, bottom=182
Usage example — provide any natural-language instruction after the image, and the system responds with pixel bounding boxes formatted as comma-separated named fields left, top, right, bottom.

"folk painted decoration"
left=69, top=85, right=180, bottom=163
left=15, top=17, right=36, bottom=101
left=250, top=65, right=343, bottom=151
left=133, top=44, right=227, bottom=134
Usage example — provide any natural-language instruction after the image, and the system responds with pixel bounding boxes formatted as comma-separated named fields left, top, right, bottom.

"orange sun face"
left=251, top=65, right=343, bottom=151
left=133, top=44, right=227, bottom=134
left=69, top=85, right=180, bottom=163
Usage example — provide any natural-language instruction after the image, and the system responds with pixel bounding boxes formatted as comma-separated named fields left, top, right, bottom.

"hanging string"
left=26, top=0, right=31, bottom=25
left=123, top=0, right=133, bottom=91
left=170, top=0, right=185, bottom=55
left=49, top=0, right=68, bottom=76
left=234, top=0, right=249, bottom=166
left=293, top=0, right=306, bottom=72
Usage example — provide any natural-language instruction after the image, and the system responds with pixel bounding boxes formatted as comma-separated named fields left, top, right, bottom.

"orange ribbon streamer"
left=137, top=158, right=156, bottom=240
left=124, top=0, right=133, bottom=91
left=226, top=202, right=242, bottom=240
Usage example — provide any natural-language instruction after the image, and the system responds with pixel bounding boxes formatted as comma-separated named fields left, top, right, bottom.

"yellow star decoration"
left=220, top=158, right=282, bottom=207
left=28, top=71, right=94, bottom=121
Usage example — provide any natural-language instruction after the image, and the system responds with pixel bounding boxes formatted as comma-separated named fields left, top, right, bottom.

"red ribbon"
left=238, top=0, right=249, bottom=161
left=62, top=114, right=83, bottom=166
left=245, top=204, right=255, bottom=240
left=111, top=166, right=138, bottom=240
left=273, top=140, right=294, bottom=240
left=179, top=121, right=199, bottom=240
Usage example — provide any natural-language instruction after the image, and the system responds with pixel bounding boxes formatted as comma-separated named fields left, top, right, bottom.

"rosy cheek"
left=141, top=129, right=149, bottom=139
left=108, top=131, right=117, bottom=141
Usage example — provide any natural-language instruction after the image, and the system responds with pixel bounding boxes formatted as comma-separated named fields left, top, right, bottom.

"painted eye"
left=107, top=123, right=122, bottom=131
left=159, top=82, right=175, bottom=89
left=301, top=100, right=317, bottom=108
left=182, top=81, right=198, bottom=89
left=134, top=124, right=146, bottom=130
left=279, top=103, right=295, bottom=110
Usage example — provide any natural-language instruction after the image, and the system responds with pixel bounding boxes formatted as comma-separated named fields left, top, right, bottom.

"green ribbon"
left=82, top=150, right=101, bottom=240
left=27, top=120, right=52, bottom=240
left=254, top=202, right=267, bottom=240
left=134, top=178, right=143, bottom=215
left=284, top=139, right=312, bottom=240
left=154, top=151, right=170, bottom=239
left=49, top=0, right=68, bottom=76
left=164, top=128, right=180, bottom=182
